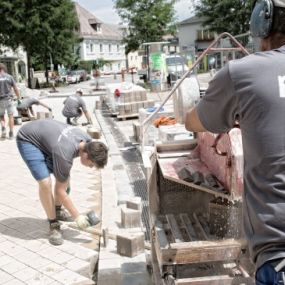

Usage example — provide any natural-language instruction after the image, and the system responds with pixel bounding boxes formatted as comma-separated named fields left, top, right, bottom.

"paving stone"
left=13, top=267, right=40, bottom=282
left=121, top=206, right=141, bottom=228
left=0, top=269, right=14, bottom=283
left=117, top=232, right=145, bottom=257
left=0, top=255, right=16, bottom=267
left=2, top=260, right=27, bottom=274
left=25, top=273, right=55, bottom=285
left=3, top=278, right=26, bottom=285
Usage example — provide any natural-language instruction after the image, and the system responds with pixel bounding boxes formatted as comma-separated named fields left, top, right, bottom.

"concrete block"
left=97, top=258, right=122, bottom=285
left=121, top=206, right=141, bottom=228
left=132, top=122, right=141, bottom=142
left=87, top=127, right=101, bottom=139
left=124, top=103, right=132, bottom=112
left=126, top=197, right=142, bottom=212
left=140, top=91, right=147, bottom=101
left=131, top=103, right=138, bottom=113
left=35, top=112, right=47, bottom=120
left=117, top=232, right=145, bottom=257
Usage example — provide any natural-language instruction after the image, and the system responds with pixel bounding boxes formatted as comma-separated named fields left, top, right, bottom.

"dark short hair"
left=0, top=63, right=7, bottom=72
left=272, top=7, right=285, bottom=35
left=84, top=141, right=108, bottom=168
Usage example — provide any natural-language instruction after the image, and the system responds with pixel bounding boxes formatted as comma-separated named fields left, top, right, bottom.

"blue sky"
left=75, top=0, right=193, bottom=24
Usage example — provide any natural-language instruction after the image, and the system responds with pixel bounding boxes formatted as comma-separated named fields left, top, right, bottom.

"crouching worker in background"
left=16, top=119, right=108, bottom=245
left=62, top=89, right=92, bottom=125
left=17, top=96, right=52, bottom=121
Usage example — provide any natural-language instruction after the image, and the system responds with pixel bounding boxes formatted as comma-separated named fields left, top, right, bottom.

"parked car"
left=66, top=69, right=87, bottom=84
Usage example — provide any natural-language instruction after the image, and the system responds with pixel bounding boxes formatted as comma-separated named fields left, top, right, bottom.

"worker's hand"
left=75, top=215, right=90, bottom=229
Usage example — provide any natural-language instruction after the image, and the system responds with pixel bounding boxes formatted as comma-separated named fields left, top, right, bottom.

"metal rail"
left=141, top=32, right=250, bottom=150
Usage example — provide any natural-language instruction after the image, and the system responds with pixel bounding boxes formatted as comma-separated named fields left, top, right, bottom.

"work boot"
left=55, top=206, right=72, bottom=222
left=8, top=131, right=14, bottom=140
left=49, top=221, right=63, bottom=246
left=1, top=127, right=6, bottom=138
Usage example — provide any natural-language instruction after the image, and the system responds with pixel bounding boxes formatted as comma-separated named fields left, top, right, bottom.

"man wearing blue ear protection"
left=185, top=0, right=285, bottom=283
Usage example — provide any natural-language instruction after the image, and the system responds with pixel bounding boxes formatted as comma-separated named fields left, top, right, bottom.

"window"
left=117, top=45, right=120, bottom=52
left=130, top=56, right=133, bottom=61
left=109, top=44, right=112, bottom=53
left=90, top=44, right=93, bottom=53
left=197, top=30, right=215, bottom=41
left=118, top=63, right=121, bottom=70
left=100, top=44, right=103, bottom=53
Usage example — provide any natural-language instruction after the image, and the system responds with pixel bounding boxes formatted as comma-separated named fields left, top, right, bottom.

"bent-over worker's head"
left=250, top=0, right=285, bottom=50
left=80, top=141, right=108, bottom=168
left=76, top=88, right=83, bottom=96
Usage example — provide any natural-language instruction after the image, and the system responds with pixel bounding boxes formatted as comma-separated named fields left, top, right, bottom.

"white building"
left=74, top=3, right=126, bottom=74
left=178, top=16, right=216, bottom=53
left=0, top=46, right=27, bottom=82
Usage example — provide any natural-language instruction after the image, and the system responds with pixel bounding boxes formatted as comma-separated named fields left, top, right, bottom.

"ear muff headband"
left=250, top=0, right=274, bottom=38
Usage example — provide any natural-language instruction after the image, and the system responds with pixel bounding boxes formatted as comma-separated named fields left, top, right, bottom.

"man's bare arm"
left=185, top=107, right=207, bottom=132
left=13, top=85, right=20, bottom=99
left=54, top=180, right=79, bottom=219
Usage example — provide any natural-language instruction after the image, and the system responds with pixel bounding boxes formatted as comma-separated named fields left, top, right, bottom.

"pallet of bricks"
left=116, top=85, right=155, bottom=119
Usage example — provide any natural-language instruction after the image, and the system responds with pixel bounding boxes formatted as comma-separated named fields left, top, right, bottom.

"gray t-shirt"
left=17, top=97, right=39, bottom=109
left=0, top=73, right=16, bottom=99
left=17, top=119, right=91, bottom=182
left=62, top=94, right=87, bottom=118
left=196, top=45, right=285, bottom=269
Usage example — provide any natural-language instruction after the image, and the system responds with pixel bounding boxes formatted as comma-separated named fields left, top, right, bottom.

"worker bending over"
left=185, top=1, right=285, bottom=284
left=17, top=96, right=52, bottom=120
left=16, top=119, right=108, bottom=245
left=62, top=88, right=92, bottom=125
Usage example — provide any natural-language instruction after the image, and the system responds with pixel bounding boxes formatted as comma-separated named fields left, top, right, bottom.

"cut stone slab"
left=121, top=206, right=141, bottom=228
left=117, top=232, right=145, bottom=257
left=126, top=197, right=142, bottom=212
left=87, top=127, right=101, bottom=139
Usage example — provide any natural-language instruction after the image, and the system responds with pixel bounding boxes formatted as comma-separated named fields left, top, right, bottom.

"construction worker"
left=0, top=63, right=21, bottom=139
left=17, top=96, right=52, bottom=120
left=62, top=88, right=92, bottom=125
left=16, top=119, right=108, bottom=245
left=185, top=1, right=285, bottom=284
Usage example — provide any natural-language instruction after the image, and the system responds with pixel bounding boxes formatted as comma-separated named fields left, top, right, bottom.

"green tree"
left=114, top=0, right=177, bottom=53
left=0, top=0, right=79, bottom=87
left=194, top=0, right=252, bottom=36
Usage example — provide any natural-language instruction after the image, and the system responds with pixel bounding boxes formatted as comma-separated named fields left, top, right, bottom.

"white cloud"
left=174, top=0, right=196, bottom=22
left=92, top=7, right=121, bottom=24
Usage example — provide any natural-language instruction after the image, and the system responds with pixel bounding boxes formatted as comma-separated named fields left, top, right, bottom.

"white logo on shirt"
left=278, top=75, right=285, bottom=98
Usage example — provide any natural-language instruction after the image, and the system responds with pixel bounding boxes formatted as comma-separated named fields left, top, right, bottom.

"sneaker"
left=49, top=222, right=63, bottom=246
left=56, top=208, right=72, bottom=222
left=8, top=131, right=14, bottom=140
left=1, top=127, right=6, bottom=138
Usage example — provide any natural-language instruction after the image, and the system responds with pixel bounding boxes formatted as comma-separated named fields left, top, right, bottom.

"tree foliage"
left=194, top=0, right=252, bottom=36
left=114, top=0, right=177, bottom=53
left=0, top=0, right=79, bottom=85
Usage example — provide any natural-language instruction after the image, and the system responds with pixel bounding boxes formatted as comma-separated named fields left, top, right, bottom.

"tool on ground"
left=86, top=210, right=101, bottom=226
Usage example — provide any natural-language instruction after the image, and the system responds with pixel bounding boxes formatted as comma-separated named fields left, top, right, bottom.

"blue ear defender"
left=250, top=0, right=274, bottom=38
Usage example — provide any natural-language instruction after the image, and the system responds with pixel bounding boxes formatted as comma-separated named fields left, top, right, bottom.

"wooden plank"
left=157, top=151, right=193, bottom=159
left=155, top=220, right=170, bottom=249
left=163, top=239, right=242, bottom=264
left=175, top=275, right=233, bottom=285
left=156, top=140, right=197, bottom=153
left=166, top=214, right=184, bottom=243
left=192, top=213, right=208, bottom=241
left=175, top=276, right=254, bottom=285
left=180, top=214, right=197, bottom=241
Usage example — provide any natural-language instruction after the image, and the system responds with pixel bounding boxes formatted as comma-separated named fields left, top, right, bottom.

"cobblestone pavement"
left=0, top=96, right=101, bottom=284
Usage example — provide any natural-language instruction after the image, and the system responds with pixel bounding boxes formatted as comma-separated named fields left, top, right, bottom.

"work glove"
left=75, top=214, right=91, bottom=229
left=17, top=99, right=21, bottom=106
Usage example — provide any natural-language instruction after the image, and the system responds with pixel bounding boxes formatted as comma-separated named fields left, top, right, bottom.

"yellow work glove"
left=75, top=215, right=91, bottom=229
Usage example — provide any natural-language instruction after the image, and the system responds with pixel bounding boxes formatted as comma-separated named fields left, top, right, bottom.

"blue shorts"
left=16, top=140, right=53, bottom=181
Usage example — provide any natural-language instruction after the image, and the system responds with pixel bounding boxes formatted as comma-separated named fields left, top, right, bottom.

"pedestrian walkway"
left=0, top=126, right=100, bottom=285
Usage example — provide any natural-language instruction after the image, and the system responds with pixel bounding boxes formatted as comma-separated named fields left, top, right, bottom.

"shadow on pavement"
left=0, top=217, right=92, bottom=243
